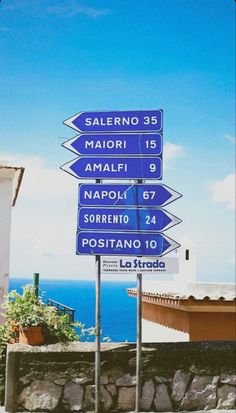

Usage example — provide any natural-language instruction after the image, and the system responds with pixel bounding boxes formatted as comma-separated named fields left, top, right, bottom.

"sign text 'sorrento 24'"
left=78, top=207, right=181, bottom=232
left=62, top=133, right=162, bottom=156
left=79, top=183, right=182, bottom=207
left=64, top=110, right=163, bottom=133
left=76, top=231, right=180, bottom=256
left=61, top=156, right=162, bottom=180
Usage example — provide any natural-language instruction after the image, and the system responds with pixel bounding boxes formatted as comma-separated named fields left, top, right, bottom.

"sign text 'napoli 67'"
left=64, top=110, right=163, bottom=133
left=79, top=183, right=182, bottom=207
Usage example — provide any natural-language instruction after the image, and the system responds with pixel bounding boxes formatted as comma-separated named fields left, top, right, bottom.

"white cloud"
left=163, top=142, right=185, bottom=161
left=224, top=134, right=236, bottom=145
left=163, top=142, right=185, bottom=171
left=47, top=3, right=110, bottom=18
left=3, top=0, right=110, bottom=19
left=210, top=174, right=235, bottom=210
left=0, top=152, right=85, bottom=278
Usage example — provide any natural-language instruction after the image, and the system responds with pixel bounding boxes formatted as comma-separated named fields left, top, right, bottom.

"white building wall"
left=141, top=240, right=197, bottom=342
left=0, top=178, right=13, bottom=305
left=142, top=319, right=189, bottom=342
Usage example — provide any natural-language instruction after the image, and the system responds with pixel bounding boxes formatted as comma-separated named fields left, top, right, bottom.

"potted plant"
left=1, top=284, right=83, bottom=346
left=3, top=285, right=46, bottom=345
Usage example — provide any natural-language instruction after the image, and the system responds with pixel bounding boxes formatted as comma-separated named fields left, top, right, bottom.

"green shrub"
left=1, top=284, right=90, bottom=345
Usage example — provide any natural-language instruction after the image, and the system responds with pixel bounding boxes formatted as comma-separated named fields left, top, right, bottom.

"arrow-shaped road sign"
left=61, top=156, right=162, bottom=180
left=79, top=183, right=182, bottom=207
left=62, top=133, right=162, bottom=156
left=64, top=110, right=163, bottom=133
left=78, top=207, right=181, bottom=232
left=76, top=231, right=180, bottom=256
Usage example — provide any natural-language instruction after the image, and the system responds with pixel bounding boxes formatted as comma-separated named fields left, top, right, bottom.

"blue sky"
left=0, top=0, right=235, bottom=282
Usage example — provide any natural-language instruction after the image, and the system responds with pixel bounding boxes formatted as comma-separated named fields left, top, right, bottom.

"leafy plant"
left=0, top=284, right=91, bottom=344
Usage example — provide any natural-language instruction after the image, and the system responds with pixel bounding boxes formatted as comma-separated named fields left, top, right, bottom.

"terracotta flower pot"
left=19, top=326, right=45, bottom=346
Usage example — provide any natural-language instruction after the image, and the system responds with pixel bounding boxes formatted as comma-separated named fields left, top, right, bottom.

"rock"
left=141, top=379, right=155, bottom=411
left=154, top=376, right=169, bottom=384
left=116, top=373, right=136, bottom=387
left=108, top=366, right=124, bottom=383
left=180, top=375, right=219, bottom=410
left=128, top=357, right=136, bottom=368
left=101, top=375, right=109, bottom=385
left=18, top=380, right=62, bottom=412
left=19, top=375, right=31, bottom=386
left=62, top=382, right=84, bottom=411
left=101, top=385, right=113, bottom=411
left=171, top=370, right=191, bottom=403
left=54, top=378, right=67, bottom=386
left=154, top=383, right=172, bottom=412
left=217, top=384, right=236, bottom=409
left=220, top=374, right=236, bottom=386
left=117, top=386, right=135, bottom=411
left=84, top=385, right=95, bottom=411
left=72, top=375, right=93, bottom=385
left=106, top=384, right=117, bottom=397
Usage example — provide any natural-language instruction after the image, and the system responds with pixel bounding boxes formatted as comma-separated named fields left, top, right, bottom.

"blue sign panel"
left=79, top=184, right=182, bottom=207
left=64, top=110, right=163, bottom=133
left=78, top=207, right=181, bottom=232
left=62, top=133, right=162, bottom=156
left=76, top=231, right=180, bottom=256
left=61, top=156, right=162, bottom=180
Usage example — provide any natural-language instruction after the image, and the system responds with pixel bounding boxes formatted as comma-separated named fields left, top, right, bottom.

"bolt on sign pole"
left=95, top=179, right=101, bottom=413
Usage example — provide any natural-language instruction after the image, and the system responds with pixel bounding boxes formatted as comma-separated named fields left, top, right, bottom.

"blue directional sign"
left=78, top=207, right=181, bottom=232
left=79, top=183, right=182, bottom=207
left=62, top=133, right=162, bottom=156
left=76, top=231, right=180, bottom=256
left=61, top=156, right=162, bottom=180
left=64, top=110, right=163, bottom=133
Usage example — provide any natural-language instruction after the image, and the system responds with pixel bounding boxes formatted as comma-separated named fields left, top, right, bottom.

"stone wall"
left=5, top=341, right=236, bottom=412
left=0, top=344, right=6, bottom=406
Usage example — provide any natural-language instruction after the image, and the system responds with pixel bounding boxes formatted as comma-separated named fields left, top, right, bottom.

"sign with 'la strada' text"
left=101, top=256, right=179, bottom=275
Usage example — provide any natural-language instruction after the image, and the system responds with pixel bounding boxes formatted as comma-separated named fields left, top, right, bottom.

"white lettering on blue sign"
left=83, top=190, right=127, bottom=201
left=84, top=163, right=128, bottom=172
left=85, top=140, right=127, bottom=149
left=85, top=116, right=139, bottom=127
left=82, top=238, right=142, bottom=249
left=83, top=213, right=129, bottom=224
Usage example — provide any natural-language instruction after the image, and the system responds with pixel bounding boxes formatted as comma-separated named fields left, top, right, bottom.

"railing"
left=46, top=298, right=76, bottom=323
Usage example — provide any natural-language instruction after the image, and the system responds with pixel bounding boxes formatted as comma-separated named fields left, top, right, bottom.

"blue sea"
left=9, top=279, right=137, bottom=342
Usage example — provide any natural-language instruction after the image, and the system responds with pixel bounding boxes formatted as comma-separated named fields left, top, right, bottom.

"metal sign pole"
left=135, top=271, right=142, bottom=413
left=95, top=178, right=101, bottom=413
left=95, top=254, right=101, bottom=413
left=135, top=177, right=143, bottom=413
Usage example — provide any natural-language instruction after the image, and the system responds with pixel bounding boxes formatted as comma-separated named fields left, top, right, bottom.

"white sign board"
left=101, top=256, right=179, bottom=275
